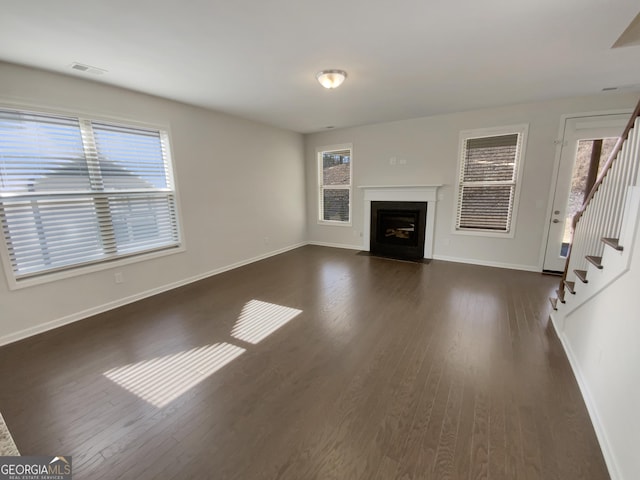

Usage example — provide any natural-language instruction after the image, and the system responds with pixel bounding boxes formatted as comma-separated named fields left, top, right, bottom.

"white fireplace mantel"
left=359, top=184, right=442, bottom=259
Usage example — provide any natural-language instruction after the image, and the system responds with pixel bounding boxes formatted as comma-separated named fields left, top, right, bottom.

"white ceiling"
left=0, top=0, right=639, bottom=134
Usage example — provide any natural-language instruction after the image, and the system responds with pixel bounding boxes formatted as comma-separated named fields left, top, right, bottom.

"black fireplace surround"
left=370, top=201, right=427, bottom=260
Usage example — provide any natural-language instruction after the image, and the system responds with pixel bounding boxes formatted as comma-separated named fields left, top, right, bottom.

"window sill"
left=452, top=228, right=515, bottom=239
left=4, top=244, right=185, bottom=291
left=317, top=220, right=353, bottom=227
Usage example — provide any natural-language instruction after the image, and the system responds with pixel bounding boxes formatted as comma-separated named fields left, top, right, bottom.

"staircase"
left=550, top=100, right=640, bottom=314
left=548, top=100, right=640, bottom=480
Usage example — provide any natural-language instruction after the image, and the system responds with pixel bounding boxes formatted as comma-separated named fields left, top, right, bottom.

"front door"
left=543, top=114, right=628, bottom=272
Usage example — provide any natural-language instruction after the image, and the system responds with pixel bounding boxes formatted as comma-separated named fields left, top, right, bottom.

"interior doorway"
left=543, top=113, right=628, bottom=273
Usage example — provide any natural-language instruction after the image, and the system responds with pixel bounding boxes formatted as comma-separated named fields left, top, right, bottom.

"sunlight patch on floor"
left=232, top=299, right=302, bottom=344
left=103, top=343, right=245, bottom=408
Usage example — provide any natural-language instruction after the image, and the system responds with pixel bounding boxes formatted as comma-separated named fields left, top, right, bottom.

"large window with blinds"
left=0, top=108, right=181, bottom=285
left=454, top=125, right=528, bottom=236
left=318, top=145, right=352, bottom=225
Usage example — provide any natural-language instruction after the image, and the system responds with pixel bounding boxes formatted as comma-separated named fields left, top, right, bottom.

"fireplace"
left=360, top=185, right=441, bottom=260
left=371, top=201, right=427, bottom=260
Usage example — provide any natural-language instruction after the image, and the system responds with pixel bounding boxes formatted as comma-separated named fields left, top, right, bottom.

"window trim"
left=0, top=103, right=185, bottom=290
left=452, top=124, right=528, bottom=238
left=317, top=143, right=353, bottom=227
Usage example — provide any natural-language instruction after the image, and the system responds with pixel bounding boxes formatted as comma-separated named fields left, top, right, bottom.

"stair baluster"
left=556, top=101, right=640, bottom=303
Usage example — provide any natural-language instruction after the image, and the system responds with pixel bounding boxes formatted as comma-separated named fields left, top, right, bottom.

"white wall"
left=305, top=94, right=639, bottom=270
left=0, top=62, right=306, bottom=344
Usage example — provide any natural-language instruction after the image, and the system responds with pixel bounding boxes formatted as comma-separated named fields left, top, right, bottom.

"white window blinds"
left=456, top=128, right=526, bottom=233
left=0, top=109, right=180, bottom=280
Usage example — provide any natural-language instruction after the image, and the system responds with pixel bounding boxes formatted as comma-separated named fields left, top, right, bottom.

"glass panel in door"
left=560, top=138, right=617, bottom=257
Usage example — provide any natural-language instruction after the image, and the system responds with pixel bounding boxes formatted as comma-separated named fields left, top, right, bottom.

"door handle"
left=552, top=219, right=560, bottom=223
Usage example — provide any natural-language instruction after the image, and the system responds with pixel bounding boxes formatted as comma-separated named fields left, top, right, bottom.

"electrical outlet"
left=389, top=157, right=397, bottom=165
left=114, top=272, right=124, bottom=284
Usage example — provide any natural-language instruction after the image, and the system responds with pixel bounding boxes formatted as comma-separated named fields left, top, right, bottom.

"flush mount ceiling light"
left=316, top=70, right=347, bottom=89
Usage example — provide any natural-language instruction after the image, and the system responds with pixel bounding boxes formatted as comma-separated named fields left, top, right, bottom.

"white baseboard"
left=307, top=241, right=363, bottom=251
left=0, top=243, right=543, bottom=346
left=432, top=254, right=540, bottom=272
left=306, top=245, right=541, bottom=272
left=0, top=242, right=306, bottom=347
left=551, top=321, right=620, bottom=480
left=549, top=310, right=564, bottom=334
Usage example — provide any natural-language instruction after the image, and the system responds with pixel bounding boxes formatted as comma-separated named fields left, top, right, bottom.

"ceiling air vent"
left=602, top=84, right=640, bottom=92
left=69, top=62, right=107, bottom=75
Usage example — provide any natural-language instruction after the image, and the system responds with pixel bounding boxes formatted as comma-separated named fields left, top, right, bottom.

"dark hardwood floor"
left=0, top=246, right=609, bottom=479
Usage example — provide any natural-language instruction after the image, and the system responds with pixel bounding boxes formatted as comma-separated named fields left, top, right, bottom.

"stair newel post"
left=560, top=211, right=579, bottom=296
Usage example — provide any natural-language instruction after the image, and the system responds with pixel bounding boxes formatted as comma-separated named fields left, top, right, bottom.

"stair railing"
left=560, top=99, right=640, bottom=295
